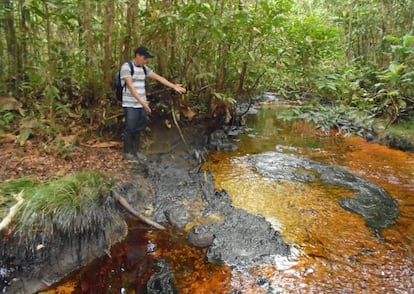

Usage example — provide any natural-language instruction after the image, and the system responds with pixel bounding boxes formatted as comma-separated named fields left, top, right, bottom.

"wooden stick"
left=171, top=100, right=191, bottom=153
left=113, top=192, right=166, bottom=230
left=0, top=190, right=24, bottom=231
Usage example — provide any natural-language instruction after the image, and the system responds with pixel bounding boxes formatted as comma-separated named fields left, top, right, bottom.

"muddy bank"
left=0, top=120, right=291, bottom=293
left=0, top=181, right=129, bottom=293
left=144, top=153, right=291, bottom=266
left=378, top=132, right=414, bottom=152
left=1, top=209, right=128, bottom=293
left=0, top=100, right=403, bottom=293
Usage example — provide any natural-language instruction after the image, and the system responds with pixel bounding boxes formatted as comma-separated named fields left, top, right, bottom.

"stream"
left=203, top=105, right=414, bottom=292
left=42, top=103, right=414, bottom=293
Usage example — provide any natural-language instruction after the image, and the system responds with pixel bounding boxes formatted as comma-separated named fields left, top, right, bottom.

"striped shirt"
left=120, top=62, right=153, bottom=108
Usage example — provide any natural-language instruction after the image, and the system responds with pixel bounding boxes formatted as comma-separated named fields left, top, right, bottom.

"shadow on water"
left=42, top=105, right=414, bottom=293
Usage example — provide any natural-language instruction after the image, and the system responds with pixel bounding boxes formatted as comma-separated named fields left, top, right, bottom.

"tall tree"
left=3, top=0, right=20, bottom=93
left=122, top=0, right=139, bottom=63
left=83, top=0, right=96, bottom=95
left=103, top=0, right=115, bottom=93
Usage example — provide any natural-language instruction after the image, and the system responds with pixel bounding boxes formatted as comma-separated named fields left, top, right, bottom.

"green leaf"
left=17, top=128, right=32, bottom=143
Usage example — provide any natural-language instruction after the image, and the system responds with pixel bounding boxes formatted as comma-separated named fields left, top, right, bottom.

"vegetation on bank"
left=277, top=100, right=414, bottom=152
left=379, top=118, right=414, bottom=151
left=1, top=0, right=413, bottom=154
left=0, top=171, right=122, bottom=249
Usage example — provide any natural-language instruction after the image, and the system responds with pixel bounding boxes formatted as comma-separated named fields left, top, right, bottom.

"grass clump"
left=6, top=171, right=119, bottom=244
left=0, top=177, right=39, bottom=220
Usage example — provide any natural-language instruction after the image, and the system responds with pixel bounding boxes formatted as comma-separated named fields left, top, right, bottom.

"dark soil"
left=0, top=118, right=291, bottom=293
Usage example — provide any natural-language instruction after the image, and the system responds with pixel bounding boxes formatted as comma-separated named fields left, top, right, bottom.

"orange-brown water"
left=43, top=107, right=414, bottom=293
left=200, top=108, right=414, bottom=293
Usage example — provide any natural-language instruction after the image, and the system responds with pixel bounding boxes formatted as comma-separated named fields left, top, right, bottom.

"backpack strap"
left=122, top=61, right=134, bottom=93
left=127, top=60, right=134, bottom=76
left=123, top=61, right=147, bottom=92
left=126, top=61, right=147, bottom=78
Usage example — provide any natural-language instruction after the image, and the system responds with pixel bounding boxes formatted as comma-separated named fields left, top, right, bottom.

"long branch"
left=171, top=99, right=191, bottom=153
left=113, top=192, right=166, bottom=230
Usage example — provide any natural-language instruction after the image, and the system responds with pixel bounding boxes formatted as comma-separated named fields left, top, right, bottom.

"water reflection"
left=203, top=106, right=414, bottom=292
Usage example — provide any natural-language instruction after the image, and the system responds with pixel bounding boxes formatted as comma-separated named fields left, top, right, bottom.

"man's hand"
left=142, top=100, right=152, bottom=113
left=148, top=72, right=186, bottom=95
left=173, top=84, right=186, bottom=94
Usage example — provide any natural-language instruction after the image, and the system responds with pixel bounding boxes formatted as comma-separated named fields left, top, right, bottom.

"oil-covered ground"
left=1, top=95, right=412, bottom=293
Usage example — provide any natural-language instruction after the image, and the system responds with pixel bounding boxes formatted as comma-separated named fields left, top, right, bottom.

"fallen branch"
left=171, top=101, right=191, bottom=153
left=0, top=190, right=24, bottom=231
left=113, top=192, right=166, bottom=230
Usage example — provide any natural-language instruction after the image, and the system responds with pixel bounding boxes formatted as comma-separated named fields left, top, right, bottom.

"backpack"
left=113, top=61, right=147, bottom=101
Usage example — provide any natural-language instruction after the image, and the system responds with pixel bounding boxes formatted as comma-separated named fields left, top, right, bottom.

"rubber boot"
left=132, top=133, right=147, bottom=162
left=123, top=134, right=137, bottom=161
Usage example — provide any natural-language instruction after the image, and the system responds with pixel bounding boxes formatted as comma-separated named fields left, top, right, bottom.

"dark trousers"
left=123, top=107, right=147, bottom=154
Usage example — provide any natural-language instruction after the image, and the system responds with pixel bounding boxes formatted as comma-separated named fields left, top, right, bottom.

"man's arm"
left=148, top=72, right=186, bottom=94
left=124, top=76, right=151, bottom=113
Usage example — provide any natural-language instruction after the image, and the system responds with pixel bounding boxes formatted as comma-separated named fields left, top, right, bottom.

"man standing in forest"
left=121, top=46, right=186, bottom=161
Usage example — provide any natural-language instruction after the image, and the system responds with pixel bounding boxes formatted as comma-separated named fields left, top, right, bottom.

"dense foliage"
left=0, top=0, right=413, bottom=143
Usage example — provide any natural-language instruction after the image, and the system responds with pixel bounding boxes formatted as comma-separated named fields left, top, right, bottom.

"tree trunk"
left=103, top=0, right=115, bottom=92
left=4, top=0, right=19, bottom=92
left=237, top=61, right=247, bottom=99
left=0, top=27, right=4, bottom=94
left=43, top=2, right=58, bottom=82
left=122, top=0, right=139, bottom=62
left=157, top=0, right=173, bottom=77
left=83, top=0, right=96, bottom=96
left=18, top=0, right=29, bottom=100
left=346, top=2, right=353, bottom=62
